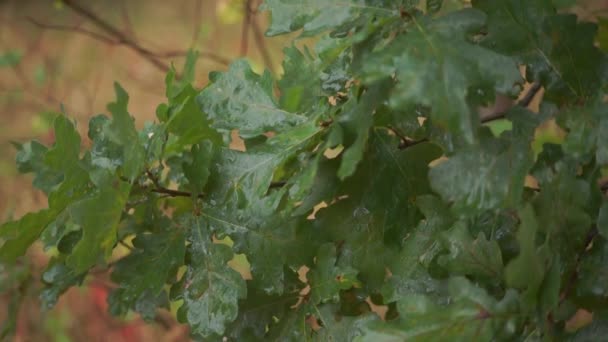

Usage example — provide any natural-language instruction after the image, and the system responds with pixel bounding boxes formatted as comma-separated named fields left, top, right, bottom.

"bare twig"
left=120, top=2, right=138, bottom=43
left=241, top=0, right=252, bottom=56
left=61, top=0, right=171, bottom=73
left=27, top=17, right=116, bottom=45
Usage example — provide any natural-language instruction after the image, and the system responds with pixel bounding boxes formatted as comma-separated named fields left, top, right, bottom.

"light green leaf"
left=261, top=0, right=402, bottom=37
left=105, top=83, right=146, bottom=181
left=198, top=59, right=306, bottom=138
left=0, top=210, right=55, bottom=263
left=176, top=214, right=246, bottom=338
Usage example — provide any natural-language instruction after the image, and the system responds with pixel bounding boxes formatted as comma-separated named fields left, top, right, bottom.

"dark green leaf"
left=109, top=231, right=185, bottom=316
left=439, top=221, right=503, bottom=280
left=363, top=9, right=522, bottom=142
left=183, top=141, right=213, bottom=195
left=308, top=243, right=359, bottom=303
left=361, top=277, right=521, bottom=341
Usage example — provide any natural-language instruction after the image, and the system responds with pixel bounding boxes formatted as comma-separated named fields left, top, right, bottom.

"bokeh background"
left=1, top=0, right=607, bottom=341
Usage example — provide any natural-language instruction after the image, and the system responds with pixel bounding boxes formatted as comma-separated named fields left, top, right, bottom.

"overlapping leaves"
left=2, top=0, right=608, bottom=340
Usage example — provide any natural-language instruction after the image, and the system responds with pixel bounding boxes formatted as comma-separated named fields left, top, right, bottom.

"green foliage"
left=2, top=0, right=608, bottom=340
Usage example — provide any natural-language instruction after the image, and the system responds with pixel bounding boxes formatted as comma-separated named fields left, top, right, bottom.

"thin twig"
left=118, top=240, right=134, bottom=251
left=62, top=0, right=171, bottom=73
left=120, top=2, right=138, bottom=43
left=397, top=83, right=544, bottom=150
left=240, top=0, right=252, bottom=56
left=481, top=83, right=543, bottom=124
left=144, top=170, right=205, bottom=199
left=28, top=16, right=231, bottom=67
left=27, top=17, right=117, bottom=44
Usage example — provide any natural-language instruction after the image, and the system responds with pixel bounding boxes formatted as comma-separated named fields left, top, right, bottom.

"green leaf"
left=261, top=0, right=403, bottom=37
left=182, top=141, right=213, bottom=195
left=315, top=305, right=379, bottom=341
left=557, top=100, right=608, bottom=165
left=105, top=83, right=146, bottom=181
left=0, top=210, right=55, bottom=263
left=109, top=231, right=185, bottom=316
left=207, top=121, right=322, bottom=201
left=505, top=205, right=544, bottom=293
left=308, top=243, right=359, bottom=303
left=599, top=201, right=608, bottom=240
left=360, top=277, right=521, bottom=341
left=278, top=45, right=321, bottom=113
left=439, top=221, right=504, bottom=280
left=197, top=59, right=306, bottom=138
left=429, top=134, right=533, bottom=211
left=176, top=214, right=246, bottom=338
left=426, top=0, right=443, bottom=13
left=40, top=259, right=85, bottom=309
left=44, top=116, right=81, bottom=175
left=382, top=195, right=450, bottom=303
left=363, top=8, right=522, bottom=142
left=163, top=83, right=222, bottom=150
left=473, top=0, right=607, bottom=102
left=66, top=182, right=131, bottom=272
left=337, top=79, right=392, bottom=179
left=576, top=238, right=608, bottom=304
left=14, top=141, right=63, bottom=194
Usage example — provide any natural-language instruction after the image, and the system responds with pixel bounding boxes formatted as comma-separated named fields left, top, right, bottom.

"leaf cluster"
left=2, top=0, right=608, bottom=340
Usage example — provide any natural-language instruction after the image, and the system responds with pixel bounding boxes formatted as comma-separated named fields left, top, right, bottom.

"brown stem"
left=62, top=0, right=171, bottom=73
left=27, top=17, right=117, bottom=44
left=240, top=0, right=252, bottom=56
left=481, top=83, right=542, bottom=124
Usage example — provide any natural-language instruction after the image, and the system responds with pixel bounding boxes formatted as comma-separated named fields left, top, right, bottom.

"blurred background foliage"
left=0, top=0, right=607, bottom=341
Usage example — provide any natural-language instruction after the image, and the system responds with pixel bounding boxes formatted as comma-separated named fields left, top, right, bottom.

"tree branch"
left=61, top=0, right=171, bottom=73
left=480, top=82, right=543, bottom=124
left=398, top=83, right=544, bottom=150
left=27, top=17, right=117, bottom=45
